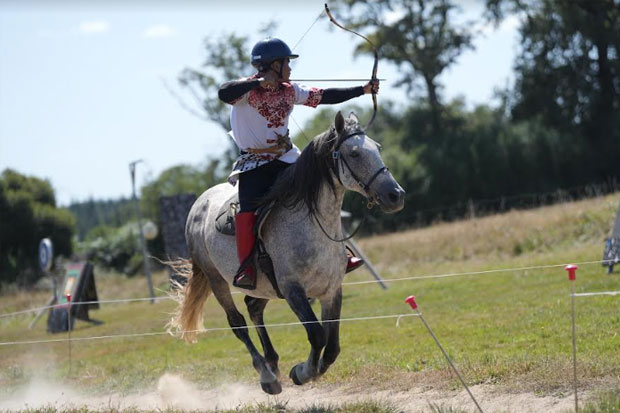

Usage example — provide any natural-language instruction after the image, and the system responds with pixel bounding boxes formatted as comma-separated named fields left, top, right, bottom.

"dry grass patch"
left=357, top=194, right=618, bottom=269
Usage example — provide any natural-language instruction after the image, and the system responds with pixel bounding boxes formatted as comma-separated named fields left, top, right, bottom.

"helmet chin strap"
left=267, top=59, right=285, bottom=80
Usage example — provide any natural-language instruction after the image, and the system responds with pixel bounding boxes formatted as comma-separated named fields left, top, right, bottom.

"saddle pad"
left=214, top=193, right=275, bottom=238
left=215, top=193, right=239, bottom=236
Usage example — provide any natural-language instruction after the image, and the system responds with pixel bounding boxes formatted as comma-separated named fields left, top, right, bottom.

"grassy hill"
left=1, top=193, right=619, bottom=412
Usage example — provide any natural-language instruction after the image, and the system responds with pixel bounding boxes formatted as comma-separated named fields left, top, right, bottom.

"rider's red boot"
left=346, top=256, right=364, bottom=273
left=233, top=212, right=257, bottom=289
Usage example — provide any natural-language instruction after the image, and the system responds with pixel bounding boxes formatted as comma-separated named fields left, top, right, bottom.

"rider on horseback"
left=218, top=38, right=379, bottom=290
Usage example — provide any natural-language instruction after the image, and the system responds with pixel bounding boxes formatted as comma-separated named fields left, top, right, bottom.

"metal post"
left=130, top=160, right=155, bottom=304
left=345, top=235, right=387, bottom=289
left=566, top=264, right=579, bottom=413
left=30, top=238, right=57, bottom=328
left=405, top=296, right=484, bottom=413
left=66, top=293, right=72, bottom=378
left=341, top=210, right=387, bottom=289
left=29, top=277, right=57, bottom=329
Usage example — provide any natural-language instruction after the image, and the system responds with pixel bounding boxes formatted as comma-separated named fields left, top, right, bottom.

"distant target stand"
left=30, top=238, right=103, bottom=332
left=602, top=199, right=620, bottom=274
left=38, top=238, right=54, bottom=272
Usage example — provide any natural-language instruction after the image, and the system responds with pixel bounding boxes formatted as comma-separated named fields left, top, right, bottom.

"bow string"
left=324, top=3, right=378, bottom=129
left=291, top=3, right=379, bottom=130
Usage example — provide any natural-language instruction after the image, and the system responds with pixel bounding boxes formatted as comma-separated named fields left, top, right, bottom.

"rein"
left=314, top=212, right=366, bottom=243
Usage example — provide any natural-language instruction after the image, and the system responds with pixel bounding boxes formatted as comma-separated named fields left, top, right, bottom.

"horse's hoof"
left=289, top=365, right=303, bottom=386
left=261, top=379, right=282, bottom=395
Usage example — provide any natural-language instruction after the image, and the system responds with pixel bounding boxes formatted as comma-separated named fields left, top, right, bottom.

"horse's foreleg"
left=283, top=282, right=325, bottom=385
left=244, top=295, right=280, bottom=378
left=209, top=276, right=281, bottom=394
left=319, top=287, right=342, bottom=375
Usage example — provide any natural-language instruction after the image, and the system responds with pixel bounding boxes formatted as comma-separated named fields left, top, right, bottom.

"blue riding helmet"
left=251, top=38, right=298, bottom=68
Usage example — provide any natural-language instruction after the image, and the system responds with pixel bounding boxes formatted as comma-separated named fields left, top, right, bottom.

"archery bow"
left=324, top=3, right=379, bottom=129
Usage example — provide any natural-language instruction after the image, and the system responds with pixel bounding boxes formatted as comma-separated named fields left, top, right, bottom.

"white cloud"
left=143, top=24, right=175, bottom=39
left=78, top=20, right=109, bottom=34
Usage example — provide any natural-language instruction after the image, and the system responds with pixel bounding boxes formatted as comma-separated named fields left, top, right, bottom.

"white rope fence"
left=0, top=296, right=170, bottom=319
left=0, top=313, right=419, bottom=347
left=341, top=260, right=606, bottom=286
left=1, top=258, right=612, bottom=320
left=572, top=291, right=620, bottom=297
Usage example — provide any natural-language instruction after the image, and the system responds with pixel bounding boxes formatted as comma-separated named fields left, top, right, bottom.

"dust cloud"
left=0, top=378, right=79, bottom=411
left=0, top=373, right=580, bottom=412
left=0, top=374, right=279, bottom=411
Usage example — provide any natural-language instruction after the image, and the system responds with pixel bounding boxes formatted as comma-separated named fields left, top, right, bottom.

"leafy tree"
left=486, top=0, right=620, bottom=184
left=335, top=0, right=475, bottom=132
left=0, top=169, right=75, bottom=286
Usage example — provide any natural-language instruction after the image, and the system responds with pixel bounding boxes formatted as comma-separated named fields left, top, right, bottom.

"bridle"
left=313, top=128, right=388, bottom=243
left=331, top=130, right=388, bottom=208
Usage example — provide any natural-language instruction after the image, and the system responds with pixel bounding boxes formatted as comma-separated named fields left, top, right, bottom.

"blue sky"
left=0, top=1, right=520, bottom=206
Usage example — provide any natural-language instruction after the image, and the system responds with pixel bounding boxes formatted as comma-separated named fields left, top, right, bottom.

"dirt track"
left=1, top=373, right=582, bottom=412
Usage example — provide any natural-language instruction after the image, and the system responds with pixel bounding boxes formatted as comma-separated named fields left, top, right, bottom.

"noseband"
left=331, top=130, right=388, bottom=205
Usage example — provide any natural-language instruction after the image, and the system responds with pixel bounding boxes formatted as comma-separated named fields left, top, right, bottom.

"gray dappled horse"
left=168, top=112, right=405, bottom=394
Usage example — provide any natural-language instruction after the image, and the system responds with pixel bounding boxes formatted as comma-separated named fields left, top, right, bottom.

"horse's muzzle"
left=375, top=180, right=405, bottom=213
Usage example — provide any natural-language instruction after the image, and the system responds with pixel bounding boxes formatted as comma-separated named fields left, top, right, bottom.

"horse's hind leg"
left=208, top=274, right=282, bottom=394
left=244, top=296, right=280, bottom=378
left=283, top=282, right=325, bottom=385
left=319, top=287, right=342, bottom=375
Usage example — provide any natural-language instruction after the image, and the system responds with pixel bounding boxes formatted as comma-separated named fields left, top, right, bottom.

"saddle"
left=215, top=193, right=283, bottom=298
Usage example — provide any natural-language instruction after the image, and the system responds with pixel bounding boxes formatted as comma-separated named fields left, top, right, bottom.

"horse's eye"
left=350, top=150, right=360, bottom=158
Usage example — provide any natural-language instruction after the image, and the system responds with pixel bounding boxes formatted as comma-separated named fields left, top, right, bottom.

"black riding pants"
left=238, top=160, right=290, bottom=212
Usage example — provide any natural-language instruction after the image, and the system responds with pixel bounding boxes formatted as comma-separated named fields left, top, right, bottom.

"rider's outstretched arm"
left=319, top=86, right=364, bottom=105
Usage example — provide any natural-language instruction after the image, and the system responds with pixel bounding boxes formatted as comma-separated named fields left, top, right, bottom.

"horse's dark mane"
left=260, top=118, right=362, bottom=217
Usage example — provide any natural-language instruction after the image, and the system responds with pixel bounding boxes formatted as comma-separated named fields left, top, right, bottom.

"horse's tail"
left=166, top=258, right=211, bottom=344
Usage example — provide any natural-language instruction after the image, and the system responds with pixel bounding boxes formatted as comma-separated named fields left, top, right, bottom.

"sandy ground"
left=0, top=373, right=584, bottom=413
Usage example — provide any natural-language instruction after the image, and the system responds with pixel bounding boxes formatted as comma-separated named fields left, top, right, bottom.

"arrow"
left=288, top=78, right=387, bottom=82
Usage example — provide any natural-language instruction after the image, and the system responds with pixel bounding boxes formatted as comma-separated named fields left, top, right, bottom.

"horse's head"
left=331, top=111, right=405, bottom=213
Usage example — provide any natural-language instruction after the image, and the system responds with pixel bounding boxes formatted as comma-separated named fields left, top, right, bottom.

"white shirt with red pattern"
left=227, top=76, right=324, bottom=184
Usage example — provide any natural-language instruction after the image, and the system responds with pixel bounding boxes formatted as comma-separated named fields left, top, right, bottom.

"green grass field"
left=1, top=194, right=619, bottom=412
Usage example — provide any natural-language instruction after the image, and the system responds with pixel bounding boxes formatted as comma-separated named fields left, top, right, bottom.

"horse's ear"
left=335, top=111, right=345, bottom=135
left=348, top=112, right=359, bottom=124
